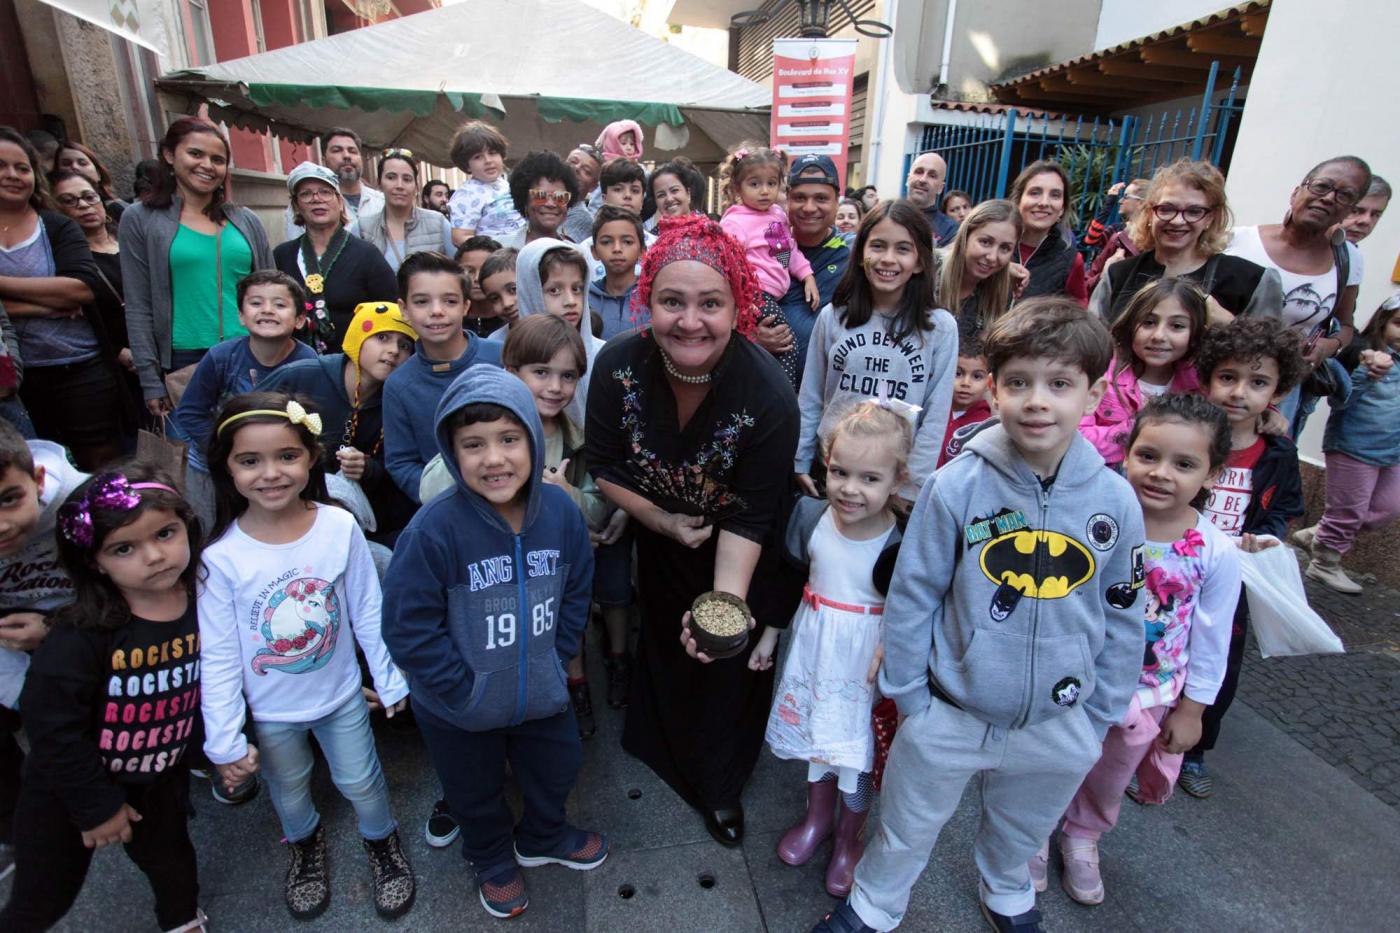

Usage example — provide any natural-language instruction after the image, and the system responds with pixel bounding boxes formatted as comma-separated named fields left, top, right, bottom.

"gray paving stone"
left=585, top=840, right=763, bottom=932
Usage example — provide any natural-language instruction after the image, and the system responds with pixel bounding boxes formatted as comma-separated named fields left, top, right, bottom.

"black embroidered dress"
left=586, top=331, right=799, bottom=810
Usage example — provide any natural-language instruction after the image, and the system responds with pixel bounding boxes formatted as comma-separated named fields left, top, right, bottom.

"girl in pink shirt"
left=719, top=145, right=819, bottom=386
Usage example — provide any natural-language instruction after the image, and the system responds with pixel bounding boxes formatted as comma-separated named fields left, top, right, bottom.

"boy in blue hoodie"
left=382, top=364, right=606, bottom=920
left=812, top=299, right=1146, bottom=933
left=383, top=251, right=502, bottom=501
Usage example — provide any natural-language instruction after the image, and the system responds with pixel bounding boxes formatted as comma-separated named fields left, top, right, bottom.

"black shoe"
left=604, top=655, right=630, bottom=709
left=980, top=902, right=1044, bottom=933
left=363, top=829, right=416, bottom=919
left=285, top=825, right=330, bottom=921
left=424, top=798, right=460, bottom=848
left=704, top=806, right=744, bottom=847
left=811, top=902, right=877, bottom=933
left=211, top=773, right=260, bottom=806
left=570, top=681, right=596, bottom=739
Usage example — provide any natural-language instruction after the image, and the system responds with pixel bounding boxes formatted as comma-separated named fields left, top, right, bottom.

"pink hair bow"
left=1173, top=528, right=1204, bottom=558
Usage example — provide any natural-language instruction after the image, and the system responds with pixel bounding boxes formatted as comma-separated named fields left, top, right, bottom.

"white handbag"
left=1238, top=539, right=1344, bottom=658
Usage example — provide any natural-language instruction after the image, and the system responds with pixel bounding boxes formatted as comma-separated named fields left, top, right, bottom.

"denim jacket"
left=1322, top=348, right=1400, bottom=467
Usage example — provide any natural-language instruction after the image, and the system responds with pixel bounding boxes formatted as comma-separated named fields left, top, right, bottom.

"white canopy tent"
left=155, top=0, right=771, bottom=167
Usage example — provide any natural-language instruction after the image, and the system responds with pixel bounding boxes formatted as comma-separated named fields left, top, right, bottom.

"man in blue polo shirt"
left=906, top=150, right=959, bottom=247
left=777, top=154, right=852, bottom=378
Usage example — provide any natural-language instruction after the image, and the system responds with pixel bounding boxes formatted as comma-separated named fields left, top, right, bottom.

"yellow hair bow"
left=284, top=400, right=323, bottom=436
left=216, top=399, right=324, bottom=438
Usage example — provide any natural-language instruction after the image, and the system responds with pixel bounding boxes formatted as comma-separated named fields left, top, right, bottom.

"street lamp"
left=731, top=0, right=893, bottom=38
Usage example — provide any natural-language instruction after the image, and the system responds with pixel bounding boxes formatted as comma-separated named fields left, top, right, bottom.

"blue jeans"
left=0, top=397, right=34, bottom=439
left=253, top=692, right=396, bottom=843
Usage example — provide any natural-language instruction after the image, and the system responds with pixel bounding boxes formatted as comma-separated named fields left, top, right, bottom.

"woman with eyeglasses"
left=49, top=169, right=142, bottom=435
left=350, top=148, right=455, bottom=273
left=499, top=151, right=581, bottom=248
left=50, top=141, right=126, bottom=225
left=1226, top=156, right=1370, bottom=347
left=1225, top=155, right=1373, bottom=437
left=276, top=162, right=398, bottom=350
left=1090, top=160, right=1283, bottom=328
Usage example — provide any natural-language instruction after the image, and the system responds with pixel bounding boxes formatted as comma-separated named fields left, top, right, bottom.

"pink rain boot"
left=777, top=779, right=838, bottom=866
left=824, top=800, right=869, bottom=897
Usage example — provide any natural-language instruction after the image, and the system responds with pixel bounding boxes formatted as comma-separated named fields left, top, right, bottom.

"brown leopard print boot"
left=363, top=828, right=416, bottom=919
left=285, top=825, right=330, bottom=920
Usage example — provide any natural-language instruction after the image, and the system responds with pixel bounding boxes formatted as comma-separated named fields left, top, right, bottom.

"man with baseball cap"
left=775, top=154, right=853, bottom=376
left=905, top=150, right=959, bottom=246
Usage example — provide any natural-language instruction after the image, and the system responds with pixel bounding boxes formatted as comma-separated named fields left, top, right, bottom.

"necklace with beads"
left=660, top=350, right=712, bottom=384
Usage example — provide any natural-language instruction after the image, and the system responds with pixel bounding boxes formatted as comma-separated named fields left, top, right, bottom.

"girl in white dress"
left=750, top=400, right=912, bottom=897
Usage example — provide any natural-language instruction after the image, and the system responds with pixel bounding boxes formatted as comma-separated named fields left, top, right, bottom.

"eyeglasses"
left=55, top=191, right=101, bottom=208
left=1120, top=194, right=1144, bottom=202
left=1151, top=204, right=1213, bottom=224
left=383, top=148, right=415, bottom=161
left=1302, top=178, right=1360, bottom=207
left=529, top=188, right=572, bottom=207
left=296, top=187, right=338, bottom=203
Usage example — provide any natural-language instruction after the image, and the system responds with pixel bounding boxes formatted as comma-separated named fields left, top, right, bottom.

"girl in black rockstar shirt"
left=0, top=462, right=208, bottom=932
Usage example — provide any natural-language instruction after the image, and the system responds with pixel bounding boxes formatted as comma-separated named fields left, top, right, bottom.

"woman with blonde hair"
left=1090, top=159, right=1281, bottom=326
left=935, top=199, right=1023, bottom=342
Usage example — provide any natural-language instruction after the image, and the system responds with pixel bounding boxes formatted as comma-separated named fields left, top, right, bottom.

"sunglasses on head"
left=383, top=147, right=415, bottom=161
left=529, top=188, right=572, bottom=207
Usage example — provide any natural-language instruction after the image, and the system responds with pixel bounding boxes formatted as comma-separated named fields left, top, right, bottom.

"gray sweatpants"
left=850, top=697, right=1103, bottom=929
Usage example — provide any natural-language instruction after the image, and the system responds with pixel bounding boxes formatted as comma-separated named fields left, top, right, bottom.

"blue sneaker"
left=514, top=829, right=609, bottom=870
left=477, top=863, right=529, bottom=919
left=1178, top=760, right=1214, bottom=798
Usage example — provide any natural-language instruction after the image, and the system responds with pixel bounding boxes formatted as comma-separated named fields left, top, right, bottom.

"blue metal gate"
left=907, top=62, right=1245, bottom=235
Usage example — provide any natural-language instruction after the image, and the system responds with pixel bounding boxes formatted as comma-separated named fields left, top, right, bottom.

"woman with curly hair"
left=585, top=214, right=799, bottom=847
left=1090, top=159, right=1283, bottom=328
left=500, top=150, right=581, bottom=248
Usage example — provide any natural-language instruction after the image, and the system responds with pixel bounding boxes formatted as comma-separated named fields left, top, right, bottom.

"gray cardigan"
left=117, top=197, right=274, bottom=400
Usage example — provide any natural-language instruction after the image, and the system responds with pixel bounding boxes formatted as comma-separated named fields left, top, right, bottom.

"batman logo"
left=979, top=530, right=1095, bottom=621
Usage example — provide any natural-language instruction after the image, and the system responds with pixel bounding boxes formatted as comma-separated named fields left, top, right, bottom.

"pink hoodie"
left=597, top=120, right=644, bottom=163
left=1080, top=355, right=1200, bottom=466
left=719, top=203, right=814, bottom=298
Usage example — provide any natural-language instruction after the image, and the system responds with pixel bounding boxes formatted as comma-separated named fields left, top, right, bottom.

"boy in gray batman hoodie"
left=813, top=299, right=1146, bottom=933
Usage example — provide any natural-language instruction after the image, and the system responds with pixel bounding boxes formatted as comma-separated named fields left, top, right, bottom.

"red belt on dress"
left=802, top=584, right=883, bottom=615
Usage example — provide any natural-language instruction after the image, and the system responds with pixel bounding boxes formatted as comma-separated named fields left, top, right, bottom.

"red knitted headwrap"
left=631, top=214, right=762, bottom=338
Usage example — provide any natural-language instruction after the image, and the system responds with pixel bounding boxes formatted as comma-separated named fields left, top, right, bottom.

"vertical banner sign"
left=771, top=38, right=859, bottom=185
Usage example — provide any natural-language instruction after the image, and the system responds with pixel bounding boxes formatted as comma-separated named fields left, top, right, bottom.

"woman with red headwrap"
left=586, top=215, right=799, bottom=846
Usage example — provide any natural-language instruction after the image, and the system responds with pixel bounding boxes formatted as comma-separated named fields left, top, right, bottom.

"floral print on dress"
left=613, top=366, right=751, bottom=516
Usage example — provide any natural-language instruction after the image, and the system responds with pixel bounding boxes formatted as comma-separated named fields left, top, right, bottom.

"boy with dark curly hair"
left=1178, top=316, right=1306, bottom=798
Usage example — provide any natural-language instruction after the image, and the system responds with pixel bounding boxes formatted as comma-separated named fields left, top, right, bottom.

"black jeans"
left=1189, top=593, right=1249, bottom=760
left=0, top=707, right=21, bottom=843
left=415, top=705, right=580, bottom=879
left=0, top=769, right=199, bottom=931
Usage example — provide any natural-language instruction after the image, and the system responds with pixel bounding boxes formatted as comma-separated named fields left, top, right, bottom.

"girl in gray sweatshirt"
left=795, top=201, right=958, bottom=503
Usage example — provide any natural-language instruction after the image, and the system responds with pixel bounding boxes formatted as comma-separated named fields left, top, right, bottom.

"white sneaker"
left=1028, top=839, right=1049, bottom=892
left=1290, top=524, right=1317, bottom=552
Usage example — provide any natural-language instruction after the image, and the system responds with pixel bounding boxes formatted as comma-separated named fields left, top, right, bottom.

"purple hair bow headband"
left=58, top=472, right=178, bottom=548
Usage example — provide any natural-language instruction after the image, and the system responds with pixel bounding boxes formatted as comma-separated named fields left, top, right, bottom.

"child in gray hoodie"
left=812, top=298, right=1146, bottom=933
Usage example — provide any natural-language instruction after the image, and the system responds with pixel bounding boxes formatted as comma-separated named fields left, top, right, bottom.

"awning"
left=155, top=0, right=772, bottom=166
left=990, top=0, right=1269, bottom=112
left=34, top=0, right=163, bottom=52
